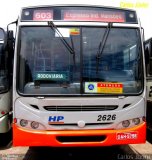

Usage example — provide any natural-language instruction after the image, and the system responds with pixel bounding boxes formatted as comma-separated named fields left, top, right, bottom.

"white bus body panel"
left=14, top=95, right=145, bottom=130
left=0, top=91, right=12, bottom=133
left=0, top=114, right=11, bottom=133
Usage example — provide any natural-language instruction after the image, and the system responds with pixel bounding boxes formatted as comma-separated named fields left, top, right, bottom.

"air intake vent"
left=30, top=105, right=39, bottom=110
left=56, top=135, right=106, bottom=142
left=123, top=104, right=131, bottom=109
left=43, top=105, right=118, bottom=111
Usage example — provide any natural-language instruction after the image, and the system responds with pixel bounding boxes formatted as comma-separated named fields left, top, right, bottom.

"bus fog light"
left=122, top=120, right=130, bottom=128
left=20, top=119, right=28, bottom=127
left=132, top=118, right=140, bottom=125
left=31, top=121, right=39, bottom=129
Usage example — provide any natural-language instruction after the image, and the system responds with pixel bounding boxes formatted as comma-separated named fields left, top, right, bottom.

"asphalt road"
left=0, top=145, right=142, bottom=160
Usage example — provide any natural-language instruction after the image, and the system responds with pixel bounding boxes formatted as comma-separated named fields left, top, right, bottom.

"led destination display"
left=21, top=6, right=137, bottom=23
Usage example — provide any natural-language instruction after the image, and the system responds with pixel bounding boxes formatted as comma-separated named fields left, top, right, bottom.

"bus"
left=144, top=38, right=152, bottom=130
left=0, top=28, right=13, bottom=138
left=12, top=5, right=146, bottom=146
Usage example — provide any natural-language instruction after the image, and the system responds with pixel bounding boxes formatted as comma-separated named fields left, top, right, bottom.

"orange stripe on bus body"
left=13, top=122, right=146, bottom=147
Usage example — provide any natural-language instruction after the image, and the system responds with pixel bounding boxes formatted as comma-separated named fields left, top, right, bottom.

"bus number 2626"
left=97, top=114, right=116, bottom=121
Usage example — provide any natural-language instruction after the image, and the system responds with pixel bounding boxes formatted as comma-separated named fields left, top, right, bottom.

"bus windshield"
left=0, top=43, right=9, bottom=93
left=18, top=26, right=143, bottom=95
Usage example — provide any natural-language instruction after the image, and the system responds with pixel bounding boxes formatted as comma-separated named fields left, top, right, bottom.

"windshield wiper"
left=48, top=21, right=75, bottom=55
left=36, top=21, right=76, bottom=85
left=96, top=23, right=112, bottom=74
left=48, top=21, right=76, bottom=75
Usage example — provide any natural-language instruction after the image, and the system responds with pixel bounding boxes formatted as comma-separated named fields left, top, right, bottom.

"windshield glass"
left=18, top=26, right=143, bottom=95
left=0, top=43, right=9, bottom=92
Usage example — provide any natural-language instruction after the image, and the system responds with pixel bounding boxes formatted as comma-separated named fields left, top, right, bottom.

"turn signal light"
left=1, top=111, right=5, bottom=115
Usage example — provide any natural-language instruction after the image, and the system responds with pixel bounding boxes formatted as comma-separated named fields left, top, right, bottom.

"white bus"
left=0, top=28, right=13, bottom=137
left=144, top=38, right=152, bottom=130
left=12, top=5, right=146, bottom=146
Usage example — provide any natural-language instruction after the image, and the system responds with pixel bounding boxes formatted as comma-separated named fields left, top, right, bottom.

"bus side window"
left=144, top=38, right=152, bottom=75
left=145, top=47, right=149, bottom=75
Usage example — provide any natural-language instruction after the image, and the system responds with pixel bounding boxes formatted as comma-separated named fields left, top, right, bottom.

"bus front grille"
left=43, top=105, right=118, bottom=111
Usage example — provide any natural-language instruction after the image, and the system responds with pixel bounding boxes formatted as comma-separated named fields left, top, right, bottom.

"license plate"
left=117, top=132, right=138, bottom=140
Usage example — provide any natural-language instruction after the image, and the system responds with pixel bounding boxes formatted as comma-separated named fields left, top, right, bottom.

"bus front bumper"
left=13, top=122, right=146, bottom=147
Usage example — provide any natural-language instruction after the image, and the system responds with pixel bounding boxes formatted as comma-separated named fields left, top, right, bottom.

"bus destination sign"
left=62, top=10, right=125, bottom=22
left=21, top=6, right=137, bottom=23
left=35, top=71, right=69, bottom=81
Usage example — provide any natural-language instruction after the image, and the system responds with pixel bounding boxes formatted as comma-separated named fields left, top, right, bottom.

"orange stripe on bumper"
left=13, top=122, right=146, bottom=147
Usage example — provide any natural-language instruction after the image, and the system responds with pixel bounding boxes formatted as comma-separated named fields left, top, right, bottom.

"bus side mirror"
left=7, top=30, right=14, bottom=52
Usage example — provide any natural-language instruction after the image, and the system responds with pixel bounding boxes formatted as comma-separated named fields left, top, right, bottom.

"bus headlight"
left=132, top=118, right=140, bottom=125
left=116, top=117, right=143, bottom=129
left=17, top=118, right=46, bottom=130
left=20, top=119, right=28, bottom=127
left=31, top=121, right=39, bottom=129
left=122, top=120, right=130, bottom=128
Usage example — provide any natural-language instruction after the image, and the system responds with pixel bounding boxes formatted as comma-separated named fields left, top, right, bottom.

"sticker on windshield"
left=55, top=28, right=70, bottom=38
left=85, top=82, right=123, bottom=93
left=35, top=71, right=69, bottom=81
left=97, top=82, right=123, bottom=94
left=70, top=28, right=80, bottom=35
left=85, top=82, right=97, bottom=93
